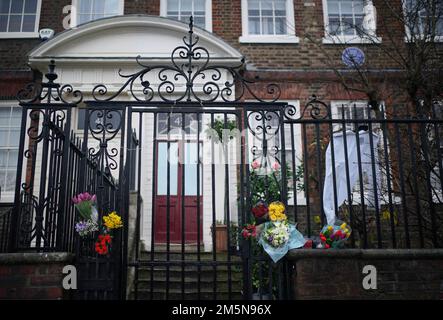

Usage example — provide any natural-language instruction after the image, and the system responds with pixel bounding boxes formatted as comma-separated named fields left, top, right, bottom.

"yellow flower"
left=268, top=202, right=287, bottom=221
left=103, top=211, right=123, bottom=229
left=340, top=222, right=347, bottom=230
left=327, top=225, right=333, bottom=232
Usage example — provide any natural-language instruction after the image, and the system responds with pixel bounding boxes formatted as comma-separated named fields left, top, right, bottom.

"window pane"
left=8, top=129, right=19, bottom=146
left=181, top=0, right=192, bottom=11
left=249, top=17, right=260, bottom=34
left=262, top=16, right=274, bottom=34
left=0, top=14, right=7, bottom=31
left=79, top=0, right=92, bottom=13
left=93, top=0, right=105, bottom=14
left=24, top=0, right=37, bottom=13
left=5, top=170, right=16, bottom=192
left=0, top=0, right=10, bottom=14
left=92, top=13, right=104, bottom=20
left=275, top=0, right=286, bottom=16
left=168, top=0, right=179, bottom=11
left=327, top=1, right=339, bottom=14
left=275, top=17, right=286, bottom=34
left=78, top=14, right=90, bottom=24
left=10, top=108, right=21, bottom=126
left=9, top=149, right=18, bottom=166
left=184, top=143, right=202, bottom=196
left=248, top=0, right=260, bottom=16
left=328, top=16, right=340, bottom=34
left=194, top=0, right=205, bottom=11
left=157, top=142, right=178, bottom=195
left=0, top=150, right=7, bottom=168
left=8, top=14, right=21, bottom=31
left=342, top=16, right=355, bottom=35
left=340, top=1, right=353, bottom=14
left=353, top=0, right=364, bottom=14
left=0, top=129, right=7, bottom=146
left=194, top=16, right=205, bottom=28
left=22, top=14, right=35, bottom=32
left=10, top=0, right=23, bottom=13
left=104, top=0, right=119, bottom=14
left=261, top=1, right=273, bottom=16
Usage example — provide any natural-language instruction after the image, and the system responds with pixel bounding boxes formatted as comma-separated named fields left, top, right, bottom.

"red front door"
left=154, top=141, right=203, bottom=244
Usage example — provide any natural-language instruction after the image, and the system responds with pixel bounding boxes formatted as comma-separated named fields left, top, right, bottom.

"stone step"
left=137, top=268, right=243, bottom=281
left=140, top=250, right=241, bottom=261
left=130, top=289, right=244, bottom=300
left=135, top=278, right=241, bottom=292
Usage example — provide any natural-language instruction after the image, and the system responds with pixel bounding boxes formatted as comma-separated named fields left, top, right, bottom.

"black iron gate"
left=7, top=17, right=294, bottom=300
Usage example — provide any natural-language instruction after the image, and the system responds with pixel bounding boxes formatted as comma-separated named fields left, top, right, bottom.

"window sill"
left=0, top=32, right=39, bottom=39
left=239, top=35, right=300, bottom=44
left=322, top=36, right=382, bottom=45
left=404, top=35, right=443, bottom=43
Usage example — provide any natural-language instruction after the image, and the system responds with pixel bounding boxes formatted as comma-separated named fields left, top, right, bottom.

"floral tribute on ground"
left=319, top=220, right=352, bottom=249
left=72, top=192, right=123, bottom=256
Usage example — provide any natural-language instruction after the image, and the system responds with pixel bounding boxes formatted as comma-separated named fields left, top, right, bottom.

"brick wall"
left=288, top=249, right=443, bottom=299
left=0, top=253, right=74, bottom=300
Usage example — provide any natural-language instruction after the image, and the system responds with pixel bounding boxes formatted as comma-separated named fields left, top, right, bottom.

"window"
left=160, top=0, right=212, bottom=31
left=71, top=0, right=124, bottom=27
left=322, top=0, right=381, bottom=44
left=331, top=100, right=377, bottom=132
left=404, top=0, right=443, bottom=40
left=0, top=0, right=41, bottom=38
left=240, top=0, right=298, bottom=43
left=0, top=104, right=21, bottom=201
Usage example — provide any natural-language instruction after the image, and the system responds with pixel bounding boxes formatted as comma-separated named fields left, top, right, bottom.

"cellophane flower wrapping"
left=259, top=221, right=306, bottom=263
left=320, top=220, right=352, bottom=249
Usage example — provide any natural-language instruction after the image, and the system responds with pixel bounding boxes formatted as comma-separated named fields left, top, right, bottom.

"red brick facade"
left=0, top=0, right=421, bottom=103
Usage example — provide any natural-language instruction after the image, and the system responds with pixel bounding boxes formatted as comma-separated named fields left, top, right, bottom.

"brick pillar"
left=0, top=253, right=74, bottom=300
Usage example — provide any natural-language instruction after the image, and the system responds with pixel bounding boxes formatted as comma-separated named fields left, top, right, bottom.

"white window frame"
left=0, top=101, right=21, bottom=203
left=402, top=0, right=443, bottom=43
left=322, top=0, right=382, bottom=44
left=0, top=0, right=42, bottom=39
left=160, top=0, right=213, bottom=32
left=239, top=0, right=299, bottom=43
left=70, top=0, right=125, bottom=28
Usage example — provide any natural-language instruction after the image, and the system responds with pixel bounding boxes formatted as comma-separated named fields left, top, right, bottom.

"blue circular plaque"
left=342, top=47, right=365, bottom=68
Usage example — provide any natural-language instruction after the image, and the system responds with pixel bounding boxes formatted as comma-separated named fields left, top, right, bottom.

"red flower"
left=95, top=234, right=112, bottom=255
left=252, top=203, right=268, bottom=218
left=325, top=243, right=330, bottom=249
left=241, top=224, right=257, bottom=239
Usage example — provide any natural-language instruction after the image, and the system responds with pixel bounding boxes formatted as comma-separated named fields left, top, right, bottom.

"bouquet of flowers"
left=72, top=192, right=98, bottom=237
left=262, top=220, right=290, bottom=248
left=319, top=220, right=352, bottom=249
left=72, top=192, right=124, bottom=256
left=257, top=201, right=306, bottom=263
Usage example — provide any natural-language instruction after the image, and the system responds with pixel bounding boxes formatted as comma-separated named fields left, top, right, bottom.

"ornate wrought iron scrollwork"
left=247, top=109, right=282, bottom=171
left=92, top=17, right=281, bottom=103
left=284, top=95, right=331, bottom=121
left=16, top=60, right=83, bottom=104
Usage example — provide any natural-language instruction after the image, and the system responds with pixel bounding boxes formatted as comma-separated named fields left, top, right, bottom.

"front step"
left=129, top=251, right=244, bottom=300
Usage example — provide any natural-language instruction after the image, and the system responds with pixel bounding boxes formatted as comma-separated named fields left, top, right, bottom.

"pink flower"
left=272, top=162, right=280, bottom=171
left=72, top=192, right=96, bottom=204
left=251, top=160, right=261, bottom=170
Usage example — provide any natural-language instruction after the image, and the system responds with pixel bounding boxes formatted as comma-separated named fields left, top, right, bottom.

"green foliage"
left=205, top=117, right=237, bottom=143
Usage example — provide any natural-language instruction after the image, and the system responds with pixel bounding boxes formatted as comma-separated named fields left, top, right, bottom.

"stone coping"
left=287, top=249, right=443, bottom=260
left=0, top=252, right=74, bottom=265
